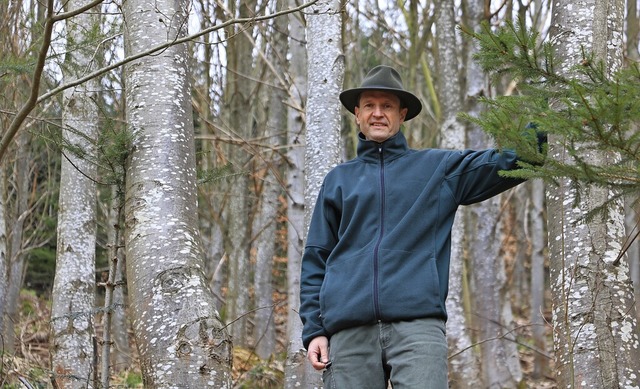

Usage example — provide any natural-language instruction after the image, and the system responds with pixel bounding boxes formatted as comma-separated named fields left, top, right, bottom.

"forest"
left=1, top=0, right=639, bottom=388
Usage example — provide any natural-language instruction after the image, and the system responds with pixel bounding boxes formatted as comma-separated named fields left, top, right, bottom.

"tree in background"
left=122, top=0, right=232, bottom=384
left=434, top=0, right=483, bottom=386
left=0, top=0, right=62, bottom=356
left=220, top=0, right=257, bottom=349
left=283, top=0, right=309, bottom=386
left=464, top=1, right=524, bottom=386
left=286, top=0, right=345, bottom=387
left=465, top=6, right=640, bottom=385
left=49, top=0, right=100, bottom=386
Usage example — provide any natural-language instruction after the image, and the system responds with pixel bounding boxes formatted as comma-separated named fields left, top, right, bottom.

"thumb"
left=319, top=342, right=329, bottom=364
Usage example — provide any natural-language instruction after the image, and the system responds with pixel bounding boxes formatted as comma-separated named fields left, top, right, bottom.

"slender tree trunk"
left=464, top=1, right=522, bottom=387
left=106, top=189, right=131, bottom=373
left=195, top=1, right=226, bottom=311
left=4, top=130, right=31, bottom=354
left=122, top=0, right=232, bottom=384
left=284, top=1, right=311, bottom=386
left=0, top=167, right=7, bottom=345
left=288, top=1, right=344, bottom=387
left=547, top=1, right=640, bottom=386
left=253, top=2, right=288, bottom=358
left=101, top=186, right=129, bottom=384
left=511, top=187, right=531, bottom=310
left=223, top=0, right=257, bottom=347
left=50, top=2, right=99, bottom=386
left=625, top=0, right=640, bottom=326
left=435, top=1, right=482, bottom=387
left=529, top=179, right=548, bottom=379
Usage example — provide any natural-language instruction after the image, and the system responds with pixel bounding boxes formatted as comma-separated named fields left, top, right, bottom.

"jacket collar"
left=356, top=130, right=409, bottom=163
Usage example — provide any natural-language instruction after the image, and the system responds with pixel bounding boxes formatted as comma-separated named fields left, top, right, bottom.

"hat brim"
left=339, top=87, right=422, bottom=121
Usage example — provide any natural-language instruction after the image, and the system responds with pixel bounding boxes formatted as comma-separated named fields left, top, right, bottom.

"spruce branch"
left=460, top=18, right=640, bottom=199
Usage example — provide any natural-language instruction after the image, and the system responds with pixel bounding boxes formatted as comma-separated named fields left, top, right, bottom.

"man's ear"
left=399, top=107, right=408, bottom=122
left=354, top=106, right=361, bottom=125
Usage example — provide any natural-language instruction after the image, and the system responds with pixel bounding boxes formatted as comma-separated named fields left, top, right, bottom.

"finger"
left=310, top=352, right=326, bottom=370
left=320, top=346, right=329, bottom=364
left=308, top=349, right=322, bottom=367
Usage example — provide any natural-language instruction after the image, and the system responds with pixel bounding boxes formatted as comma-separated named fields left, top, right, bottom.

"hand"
left=307, top=336, right=330, bottom=371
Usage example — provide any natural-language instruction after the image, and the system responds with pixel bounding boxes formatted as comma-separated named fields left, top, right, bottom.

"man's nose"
left=373, top=106, right=383, bottom=116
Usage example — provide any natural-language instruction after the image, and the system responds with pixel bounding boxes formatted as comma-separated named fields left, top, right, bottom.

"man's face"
left=355, top=90, right=408, bottom=143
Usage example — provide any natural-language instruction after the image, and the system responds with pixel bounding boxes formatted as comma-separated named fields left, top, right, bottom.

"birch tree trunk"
left=122, top=0, right=232, bottom=384
left=547, top=0, right=640, bottom=386
left=289, top=1, right=344, bottom=387
left=284, top=1, right=312, bottom=386
left=49, top=2, right=99, bottom=387
left=435, top=1, right=482, bottom=387
left=252, top=2, right=288, bottom=358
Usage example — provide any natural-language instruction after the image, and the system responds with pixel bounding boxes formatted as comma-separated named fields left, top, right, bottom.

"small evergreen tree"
left=461, top=19, right=640, bottom=213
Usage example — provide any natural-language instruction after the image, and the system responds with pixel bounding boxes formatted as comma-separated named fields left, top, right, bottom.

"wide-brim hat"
left=339, top=65, right=422, bottom=121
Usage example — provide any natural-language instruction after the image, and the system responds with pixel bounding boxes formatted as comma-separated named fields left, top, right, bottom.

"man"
left=299, top=65, right=542, bottom=388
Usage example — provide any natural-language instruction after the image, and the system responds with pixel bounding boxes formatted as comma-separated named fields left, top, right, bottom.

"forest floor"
left=1, top=289, right=558, bottom=388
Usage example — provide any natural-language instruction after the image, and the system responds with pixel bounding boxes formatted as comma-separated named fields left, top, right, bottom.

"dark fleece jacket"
left=300, top=130, right=531, bottom=349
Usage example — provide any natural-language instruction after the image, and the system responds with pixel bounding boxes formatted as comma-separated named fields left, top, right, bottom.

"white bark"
left=50, top=1, right=99, bottom=386
left=291, top=1, right=344, bottom=388
left=547, top=1, right=640, bottom=387
left=284, top=1, right=314, bottom=386
left=304, top=0, right=344, bottom=220
left=122, top=0, right=232, bottom=384
left=435, top=1, right=482, bottom=387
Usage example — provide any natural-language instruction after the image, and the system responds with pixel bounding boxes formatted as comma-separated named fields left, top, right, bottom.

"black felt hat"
left=339, top=65, right=422, bottom=121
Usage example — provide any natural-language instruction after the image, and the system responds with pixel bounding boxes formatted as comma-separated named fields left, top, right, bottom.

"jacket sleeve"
left=444, top=126, right=547, bottom=205
left=443, top=148, right=523, bottom=205
left=299, top=184, right=339, bottom=349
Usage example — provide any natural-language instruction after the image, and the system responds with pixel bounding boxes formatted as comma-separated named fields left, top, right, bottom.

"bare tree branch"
left=0, top=0, right=317, bottom=163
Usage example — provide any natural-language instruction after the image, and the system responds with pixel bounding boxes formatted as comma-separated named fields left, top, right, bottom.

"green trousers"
left=322, top=318, right=448, bottom=389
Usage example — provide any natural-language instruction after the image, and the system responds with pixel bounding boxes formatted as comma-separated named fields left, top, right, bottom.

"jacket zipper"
left=373, top=145, right=385, bottom=320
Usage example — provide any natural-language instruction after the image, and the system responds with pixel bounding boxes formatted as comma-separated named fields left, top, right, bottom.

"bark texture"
left=547, top=1, right=640, bottom=387
left=464, top=1, right=522, bottom=387
left=283, top=0, right=312, bottom=386
left=123, top=0, right=232, bottom=385
left=253, top=1, right=288, bottom=358
left=0, top=163, right=7, bottom=343
left=50, top=1, right=99, bottom=385
left=223, top=0, right=257, bottom=347
left=435, top=1, right=482, bottom=387
left=291, top=0, right=344, bottom=387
